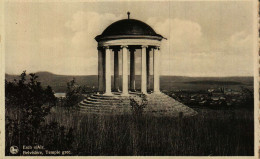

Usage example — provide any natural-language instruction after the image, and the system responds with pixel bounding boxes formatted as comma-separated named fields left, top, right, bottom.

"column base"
left=141, top=91, right=148, bottom=95
left=113, top=89, right=121, bottom=92
left=130, top=89, right=136, bottom=92
left=121, top=92, right=129, bottom=96
left=103, top=92, right=113, bottom=96
left=153, top=91, right=161, bottom=94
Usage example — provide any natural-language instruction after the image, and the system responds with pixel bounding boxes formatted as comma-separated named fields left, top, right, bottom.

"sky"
left=4, top=1, right=255, bottom=76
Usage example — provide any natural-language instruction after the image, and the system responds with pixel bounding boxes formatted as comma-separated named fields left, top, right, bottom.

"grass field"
left=41, top=106, right=254, bottom=156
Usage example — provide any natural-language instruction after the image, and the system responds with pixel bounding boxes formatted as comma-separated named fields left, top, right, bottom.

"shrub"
left=63, top=78, right=84, bottom=108
left=130, top=94, right=148, bottom=117
left=5, top=71, right=74, bottom=155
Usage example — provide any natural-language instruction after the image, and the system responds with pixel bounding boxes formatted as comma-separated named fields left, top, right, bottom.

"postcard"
left=0, top=0, right=259, bottom=158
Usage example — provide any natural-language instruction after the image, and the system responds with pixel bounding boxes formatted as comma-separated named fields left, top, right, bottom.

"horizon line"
left=5, top=71, right=254, bottom=78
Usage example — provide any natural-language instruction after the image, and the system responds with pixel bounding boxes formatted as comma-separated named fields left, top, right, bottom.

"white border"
left=0, top=0, right=259, bottom=159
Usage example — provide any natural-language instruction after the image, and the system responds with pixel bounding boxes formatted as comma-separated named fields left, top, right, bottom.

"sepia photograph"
left=0, top=0, right=258, bottom=158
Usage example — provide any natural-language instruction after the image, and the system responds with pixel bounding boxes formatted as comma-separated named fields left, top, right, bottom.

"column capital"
left=146, top=47, right=152, bottom=52
left=154, top=46, right=160, bottom=50
left=112, top=47, right=120, bottom=52
left=121, top=45, right=128, bottom=49
left=103, top=46, right=110, bottom=49
left=141, top=45, right=148, bottom=48
left=129, top=47, right=136, bottom=53
left=97, top=46, right=103, bottom=50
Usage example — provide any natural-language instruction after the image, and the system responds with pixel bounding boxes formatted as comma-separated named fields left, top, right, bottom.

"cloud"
left=29, top=14, right=254, bottom=76
left=59, top=11, right=123, bottom=75
left=147, top=17, right=203, bottom=53
left=146, top=17, right=253, bottom=76
left=6, top=11, right=123, bottom=75
left=65, top=11, right=123, bottom=53
left=228, top=31, right=253, bottom=55
left=5, top=5, right=254, bottom=77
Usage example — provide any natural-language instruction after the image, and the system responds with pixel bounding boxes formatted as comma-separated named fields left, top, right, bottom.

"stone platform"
left=78, top=92, right=197, bottom=117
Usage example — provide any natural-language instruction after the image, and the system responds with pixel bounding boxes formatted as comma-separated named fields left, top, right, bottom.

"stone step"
left=86, top=97, right=99, bottom=102
left=78, top=105, right=131, bottom=113
left=79, top=102, right=98, bottom=107
left=93, top=94, right=132, bottom=98
left=82, top=100, right=130, bottom=105
left=79, top=110, right=130, bottom=115
left=79, top=104, right=119, bottom=110
left=92, top=94, right=122, bottom=97
left=90, top=95, right=122, bottom=100
left=79, top=102, right=131, bottom=108
left=80, top=107, right=131, bottom=112
left=79, top=105, right=131, bottom=110
left=79, top=105, right=114, bottom=111
left=85, top=97, right=130, bottom=103
left=83, top=100, right=101, bottom=104
left=86, top=97, right=118, bottom=102
left=90, top=98, right=130, bottom=103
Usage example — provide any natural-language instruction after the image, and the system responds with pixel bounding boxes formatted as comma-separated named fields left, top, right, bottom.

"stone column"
left=113, top=48, right=120, bottom=92
left=104, top=46, right=112, bottom=95
left=121, top=45, right=128, bottom=95
left=141, top=45, right=147, bottom=94
left=153, top=46, right=160, bottom=93
left=130, top=48, right=136, bottom=91
left=102, top=49, right=106, bottom=93
left=98, top=47, right=104, bottom=92
left=146, top=48, right=150, bottom=91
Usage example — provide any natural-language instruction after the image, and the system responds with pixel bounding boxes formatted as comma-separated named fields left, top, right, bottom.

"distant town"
left=165, top=87, right=253, bottom=109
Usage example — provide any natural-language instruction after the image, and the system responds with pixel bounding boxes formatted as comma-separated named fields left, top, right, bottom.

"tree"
left=63, top=78, right=83, bottom=108
left=5, top=71, right=74, bottom=155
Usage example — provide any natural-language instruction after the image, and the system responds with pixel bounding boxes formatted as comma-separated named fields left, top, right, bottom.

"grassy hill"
left=5, top=72, right=254, bottom=92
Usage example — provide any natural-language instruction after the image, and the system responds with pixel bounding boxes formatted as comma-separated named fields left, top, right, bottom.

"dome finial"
left=127, top=11, right=130, bottom=19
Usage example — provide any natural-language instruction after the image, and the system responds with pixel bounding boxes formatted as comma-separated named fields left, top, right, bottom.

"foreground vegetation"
left=5, top=72, right=254, bottom=156
left=44, top=107, right=254, bottom=156
left=5, top=72, right=74, bottom=156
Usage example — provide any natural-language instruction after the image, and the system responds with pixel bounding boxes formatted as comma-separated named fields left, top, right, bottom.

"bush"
left=63, top=78, right=84, bottom=108
left=130, top=94, right=148, bottom=117
left=5, top=71, right=74, bottom=156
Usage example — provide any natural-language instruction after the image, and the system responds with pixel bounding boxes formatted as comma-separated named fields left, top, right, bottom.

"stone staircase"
left=78, top=92, right=197, bottom=117
left=78, top=93, right=134, bottom=115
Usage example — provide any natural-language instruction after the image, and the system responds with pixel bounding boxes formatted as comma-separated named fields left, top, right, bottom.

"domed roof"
left=95, top=19, right=164, bottom=42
